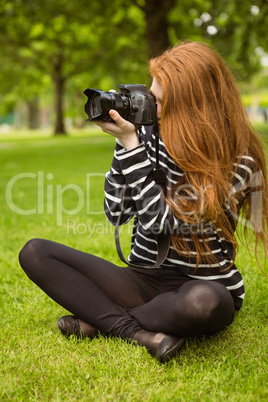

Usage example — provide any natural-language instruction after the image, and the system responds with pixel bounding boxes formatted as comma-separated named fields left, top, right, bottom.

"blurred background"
left=0, top=0, right=267, bottom=136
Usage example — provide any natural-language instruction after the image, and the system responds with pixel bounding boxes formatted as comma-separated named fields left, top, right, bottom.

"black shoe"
left=155, top=335, right=184, bottom=364
left=133, top=329, right=184, bottom=364
left=57, top=315, right=98, bottom=340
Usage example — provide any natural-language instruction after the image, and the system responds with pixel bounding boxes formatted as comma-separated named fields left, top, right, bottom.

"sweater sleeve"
left=224, top=156, right=258, bottom=228
left=104, top=139, right=136, bottom=225
left=104, top=140, right=178, bottom=233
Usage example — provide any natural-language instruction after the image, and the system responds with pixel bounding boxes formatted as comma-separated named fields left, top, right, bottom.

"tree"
left=196, top=0, right=268, bottom=79
left=0, top=1, right=107, bottom=134
left=131, top=0, right=176, bottom=57
left=0, top=0, right=148, bottom=134
left=167, top=0, right=268, bottom=80
left=1, top=0, right=267, bottom=135
left=131, top=0, right=268, bottom=80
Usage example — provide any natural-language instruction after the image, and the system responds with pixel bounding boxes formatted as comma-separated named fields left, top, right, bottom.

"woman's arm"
left=104, top=139, right=137, bottom=225
left=100, top=111, right=178, bottom=232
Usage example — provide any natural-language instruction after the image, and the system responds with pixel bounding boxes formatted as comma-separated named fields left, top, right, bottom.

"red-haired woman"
left=19, top=42, right=268, bottom=363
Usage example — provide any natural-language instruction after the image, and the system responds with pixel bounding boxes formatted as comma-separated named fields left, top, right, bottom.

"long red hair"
left=149, top=41, right=268, bottom=270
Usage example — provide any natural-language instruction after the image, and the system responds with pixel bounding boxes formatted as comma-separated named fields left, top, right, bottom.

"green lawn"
left=0, top=126, right=267, bottom=401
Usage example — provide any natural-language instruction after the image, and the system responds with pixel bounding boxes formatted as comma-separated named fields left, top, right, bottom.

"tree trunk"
left=142, top=0, right=176, bottom=58
left=53, top=56, right=66, bottom=135
left=26, top=98, right=40, bottom=129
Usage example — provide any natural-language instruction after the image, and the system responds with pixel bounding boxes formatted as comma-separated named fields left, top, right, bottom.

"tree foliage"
left=0, top=0, right=267, bottom=134
left=0, top=0, right=147, bottom=133
left=167, top=0, right=268, bottom=79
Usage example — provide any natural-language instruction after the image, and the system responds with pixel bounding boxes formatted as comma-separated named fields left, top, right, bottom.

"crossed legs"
left=19, top=238, right=145, bottom=338
left=19, top=238, right=235, bottom=359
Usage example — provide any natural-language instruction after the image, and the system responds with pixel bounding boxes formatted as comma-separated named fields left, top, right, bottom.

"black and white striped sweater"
left=104, top=125, right=256, bottom=310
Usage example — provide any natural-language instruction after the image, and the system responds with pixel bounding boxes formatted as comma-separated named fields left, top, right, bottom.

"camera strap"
left=115, top=185, right=170, bottom=269
left=114, top=121, right=170, bottom=269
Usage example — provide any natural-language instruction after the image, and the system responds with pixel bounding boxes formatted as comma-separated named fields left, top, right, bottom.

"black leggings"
left=19, top=238, right=235, bottom=339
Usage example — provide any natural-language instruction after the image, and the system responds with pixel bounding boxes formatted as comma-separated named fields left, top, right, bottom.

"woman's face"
left=150, top=78, right=163, bottom=124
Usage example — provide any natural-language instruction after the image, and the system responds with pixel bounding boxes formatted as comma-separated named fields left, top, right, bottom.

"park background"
left=0, top=0, right=268, bottom=133
left=0, top=0, right=267, bottom=401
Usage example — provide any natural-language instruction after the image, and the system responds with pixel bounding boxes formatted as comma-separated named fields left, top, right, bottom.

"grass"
left=0, top=125, right=268, bottom=401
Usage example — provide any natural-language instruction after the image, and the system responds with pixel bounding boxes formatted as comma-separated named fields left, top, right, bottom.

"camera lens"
left=92, top=94, right=101, bottom=116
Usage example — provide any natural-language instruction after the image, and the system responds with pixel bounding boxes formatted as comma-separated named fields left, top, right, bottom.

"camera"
left=84, top=84, right=157, bottom=126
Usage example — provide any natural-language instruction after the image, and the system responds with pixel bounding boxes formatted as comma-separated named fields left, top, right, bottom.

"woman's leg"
left=19, top=238, right=148, bottom=339
left=19, top=239, right=235, bottom=362
left=127, top=280, right=235, bottom=337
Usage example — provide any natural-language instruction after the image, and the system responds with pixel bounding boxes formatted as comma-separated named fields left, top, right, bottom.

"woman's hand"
left=95, top=110, right=140, bottom=150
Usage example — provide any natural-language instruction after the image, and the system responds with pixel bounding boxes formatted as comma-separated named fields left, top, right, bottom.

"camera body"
left=84, top=84, right=157, bottom=126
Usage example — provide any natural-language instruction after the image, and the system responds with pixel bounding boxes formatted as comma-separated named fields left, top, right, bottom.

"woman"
left=19, top=41, right=268, bottom=364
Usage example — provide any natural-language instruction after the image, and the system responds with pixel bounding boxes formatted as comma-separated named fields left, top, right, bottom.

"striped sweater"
left=104, top=125, right=256, bottom=310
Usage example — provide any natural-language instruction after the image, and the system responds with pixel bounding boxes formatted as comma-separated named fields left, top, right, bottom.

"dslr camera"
left=84, top=84, right=157, bottom=126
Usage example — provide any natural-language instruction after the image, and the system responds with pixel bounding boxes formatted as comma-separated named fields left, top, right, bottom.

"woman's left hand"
left=95, top=110, right=140, bottom=150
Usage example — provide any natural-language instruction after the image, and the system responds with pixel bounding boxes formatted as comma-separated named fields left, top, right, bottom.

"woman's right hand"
left=96, top=110, right=140, bottom=150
